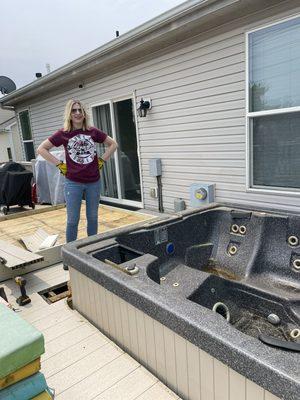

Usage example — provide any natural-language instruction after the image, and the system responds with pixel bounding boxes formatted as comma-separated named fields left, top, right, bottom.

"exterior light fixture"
left=138, top=98, right=151, bottom=117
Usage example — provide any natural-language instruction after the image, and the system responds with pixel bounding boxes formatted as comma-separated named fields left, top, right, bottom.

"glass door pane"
left=113, top=99, right=141, bottom=202
left=92, top=104, right=118, bottom=198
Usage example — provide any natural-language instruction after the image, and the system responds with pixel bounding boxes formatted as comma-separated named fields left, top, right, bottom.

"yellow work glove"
left=98, top=157, right=105, bottom=171
left=56, top=161, right=67, bottom=176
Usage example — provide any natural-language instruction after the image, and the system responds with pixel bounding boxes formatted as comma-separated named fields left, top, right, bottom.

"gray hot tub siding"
left=63, top=205, right=300, bottom=400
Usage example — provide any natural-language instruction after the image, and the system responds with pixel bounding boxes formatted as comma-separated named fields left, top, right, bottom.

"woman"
left=38, top=99, right=118, bottom=247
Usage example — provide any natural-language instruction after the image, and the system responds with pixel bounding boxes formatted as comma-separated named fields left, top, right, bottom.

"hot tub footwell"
left=69, top=267, right=281, bottom=400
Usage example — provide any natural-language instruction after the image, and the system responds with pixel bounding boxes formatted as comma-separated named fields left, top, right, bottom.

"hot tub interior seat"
left=92, top=244, right=144, bottom=265
left=90, top=206, right=300, bottom=342
left=188, top=274, right=300, bottom=340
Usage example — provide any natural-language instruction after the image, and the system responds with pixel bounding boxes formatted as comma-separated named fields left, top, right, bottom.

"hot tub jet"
left=212, top=302, right=230, bottom=322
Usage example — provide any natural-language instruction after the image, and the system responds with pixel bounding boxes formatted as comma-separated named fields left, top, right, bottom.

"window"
left=248, top=16, right=300, bottom=191
left=7, top=148, right=12, bottom=161
left=19, top=110, right=35, bottom=161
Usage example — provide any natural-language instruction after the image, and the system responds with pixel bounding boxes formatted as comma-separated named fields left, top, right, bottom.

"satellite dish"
left=0, top=76, right=16, bottom=95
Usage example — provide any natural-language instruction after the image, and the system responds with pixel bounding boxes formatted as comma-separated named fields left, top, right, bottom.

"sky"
left=0, top=0, right=186, bottom=92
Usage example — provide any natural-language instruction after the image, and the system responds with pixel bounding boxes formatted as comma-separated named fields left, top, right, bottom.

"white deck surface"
left=1, top=264, right=180, bottom=400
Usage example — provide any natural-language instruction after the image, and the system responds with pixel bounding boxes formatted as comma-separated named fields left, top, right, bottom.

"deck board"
left=0, top=264, right=179, bottom=400
left=0, top=204, right=156, bottom=248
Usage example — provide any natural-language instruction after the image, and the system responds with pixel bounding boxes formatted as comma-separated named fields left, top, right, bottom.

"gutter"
left=0, top=104, right=15, bottom=111
left=0, top=0, right=240, bottom=106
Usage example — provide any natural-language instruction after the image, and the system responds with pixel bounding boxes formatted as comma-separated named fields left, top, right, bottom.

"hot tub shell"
left=63, top=204, right=300, bottom=400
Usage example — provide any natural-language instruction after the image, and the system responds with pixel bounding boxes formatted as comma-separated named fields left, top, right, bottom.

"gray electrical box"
left=149, top=159, right=162, bottom=176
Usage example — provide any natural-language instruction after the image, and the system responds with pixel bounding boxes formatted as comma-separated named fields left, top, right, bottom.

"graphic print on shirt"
left=67, top=134, right=96, bottom=164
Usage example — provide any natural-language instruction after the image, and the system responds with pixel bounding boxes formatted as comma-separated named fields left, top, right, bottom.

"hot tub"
left=63, top=204, right=300, bottom=400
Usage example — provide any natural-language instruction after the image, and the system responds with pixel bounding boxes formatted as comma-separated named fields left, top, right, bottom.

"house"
left=0, top=109, right=23, bottom=163
left=1, top=0, right=300, bottom=212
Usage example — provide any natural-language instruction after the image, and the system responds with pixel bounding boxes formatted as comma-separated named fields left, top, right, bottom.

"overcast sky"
left=0, top=0, right=185, bottom=91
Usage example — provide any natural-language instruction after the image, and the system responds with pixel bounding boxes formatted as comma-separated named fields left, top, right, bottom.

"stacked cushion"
left=0, top=304, right=52, bottom=399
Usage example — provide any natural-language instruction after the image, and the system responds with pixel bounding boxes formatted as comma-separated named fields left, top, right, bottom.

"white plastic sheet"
left=34, top=150, right=65, bottom=205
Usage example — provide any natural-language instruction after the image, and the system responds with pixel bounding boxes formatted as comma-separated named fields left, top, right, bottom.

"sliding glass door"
left=92, top=97, right=142, bottom=206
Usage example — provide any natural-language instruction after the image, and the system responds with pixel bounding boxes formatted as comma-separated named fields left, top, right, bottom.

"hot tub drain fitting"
left=212, top=302, right=230, bottom=322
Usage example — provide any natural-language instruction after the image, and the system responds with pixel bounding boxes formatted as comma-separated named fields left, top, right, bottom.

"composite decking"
left=1, top=264, right=180, bottom=400
left=0, top=204, right=157, bottom=248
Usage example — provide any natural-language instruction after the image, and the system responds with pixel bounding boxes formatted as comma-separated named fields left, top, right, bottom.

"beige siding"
left=70, top=268, right=281, bottom=400
left=0, top=132, right=10, bottom=162
left=11, top=124, right=24, bottom=161
left=19, top=2, right=300, bottom=213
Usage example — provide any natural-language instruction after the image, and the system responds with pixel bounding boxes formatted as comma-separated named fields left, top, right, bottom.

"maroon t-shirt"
left=48, top=127, right=107, bottom=183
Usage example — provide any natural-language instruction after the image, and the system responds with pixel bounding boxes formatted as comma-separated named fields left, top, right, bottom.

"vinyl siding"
left=0, top=132, right=10, bottom=162
left=17, top=2, right=300, bottom=213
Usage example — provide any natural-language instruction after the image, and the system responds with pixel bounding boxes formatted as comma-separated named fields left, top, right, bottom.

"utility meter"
left=195, top=188, right=207, bottom=200
left=190, top=183, right=215, bottom=207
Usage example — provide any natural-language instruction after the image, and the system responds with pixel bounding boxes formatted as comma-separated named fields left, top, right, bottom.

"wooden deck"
left=1, top=264, right=180, bottom=400
left=0, top=204, right=156, bottom=248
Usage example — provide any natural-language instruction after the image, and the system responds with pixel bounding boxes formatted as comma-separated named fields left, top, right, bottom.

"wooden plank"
left=154, top=319, right=167, bottom=384
left=213, top=358, right=229, bottom=400
left=245, top=378, right=264, bottom=400
left=112, top=293, right=124, bottom=345
left=127, top=302, right=139, bottom=360
left=105, top=288, right=117, bottom=339
left=144, top=313, right=157, bottom=374
left=42, top=333, right=108, bottom=378
left=265, top=392, right=281, bottom=400
left=47, top=343, right=121, bottom=395
left=135, top=382, right=180, bottom=399
left=200, top=350, right=214, bottom=400
left=54, top=354, right=139, bottom=400
left=163, top=326, right=177, bottom=392
left=119, top=297, right=131, bottom=352
left=20, top=228, right=58, bottom=252
left=135, top=308, right=147, bottom=366
left=229, top=369, right=246, bottom=400
left=93, top=367, right=156, bottom=400
left=186, top=341, right=201, bottom=400
left=0, top=239, right=43, bottom=268
left=174, top=333, right=188, bottom=399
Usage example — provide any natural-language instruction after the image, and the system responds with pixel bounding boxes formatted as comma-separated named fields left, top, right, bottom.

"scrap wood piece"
left=0, top=240, right=44, bottom=270
left=20, top=228, right=58, bottom=253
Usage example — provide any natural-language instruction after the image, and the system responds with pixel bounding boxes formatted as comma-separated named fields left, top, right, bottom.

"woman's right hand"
left=56, top=161, right=67, bottom=176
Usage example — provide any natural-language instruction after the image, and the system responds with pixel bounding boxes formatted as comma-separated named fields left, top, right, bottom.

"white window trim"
left=5, top=122, right=17, bottom=131
left=18, top=108, right=35, bottom=161
left=245, top=13, right=300, bottom=197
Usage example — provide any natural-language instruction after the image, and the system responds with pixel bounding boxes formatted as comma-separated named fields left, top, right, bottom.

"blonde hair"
left=63, top=99, right=90, bottom=132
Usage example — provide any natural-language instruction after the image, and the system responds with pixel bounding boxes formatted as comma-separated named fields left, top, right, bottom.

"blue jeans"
left=64, top=178, right=101, bottom=242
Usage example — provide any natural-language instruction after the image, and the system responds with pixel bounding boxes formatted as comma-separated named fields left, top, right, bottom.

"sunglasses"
left=71, top=108, right=83, bottom=114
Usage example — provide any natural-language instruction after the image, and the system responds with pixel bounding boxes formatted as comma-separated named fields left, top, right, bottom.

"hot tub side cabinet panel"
left=69, top=268, right=280, bottom=400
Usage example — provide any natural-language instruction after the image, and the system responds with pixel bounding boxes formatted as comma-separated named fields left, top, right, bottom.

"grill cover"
left=0, top=162, right=33, bottom=207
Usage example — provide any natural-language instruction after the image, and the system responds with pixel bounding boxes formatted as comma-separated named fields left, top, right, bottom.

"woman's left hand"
left=98, top=157, right=105, bottom=171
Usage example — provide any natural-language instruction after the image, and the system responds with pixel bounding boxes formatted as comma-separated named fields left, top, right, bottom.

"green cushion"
left=0, top=304, right=44, bottom=379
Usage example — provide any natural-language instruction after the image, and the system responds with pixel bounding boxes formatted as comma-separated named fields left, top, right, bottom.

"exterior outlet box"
left=150, top=187, right=158, bottom=198
left=149, top=159, right=162, bottom=177
left=190, top=183, right=215, bottom=207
